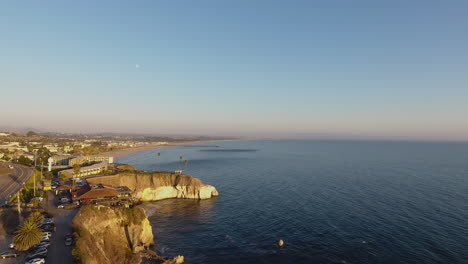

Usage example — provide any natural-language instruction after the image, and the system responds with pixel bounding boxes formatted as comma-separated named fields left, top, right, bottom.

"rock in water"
left=278, top=239, right=284, bottom=247
left=87, top=171, right=219, bottom=201
left=163, top=255, right=184, bottom=264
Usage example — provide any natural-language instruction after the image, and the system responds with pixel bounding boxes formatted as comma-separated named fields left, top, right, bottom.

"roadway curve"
left=0, top=163, right=34, bottom=204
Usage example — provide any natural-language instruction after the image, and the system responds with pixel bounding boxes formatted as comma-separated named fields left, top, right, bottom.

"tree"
left=73, top=164, right=81, bottom=177
left=26, top=131, right=38, bottom=137
left=17, top=155, right=33, bottom=166
left=36, top=147, right=52, bottom=165
left=28, top=212, right=44, bottom=226
left=178, top=156, right=183, bottom=171
left=156, top=152, right=161, bottom=171
left=13, top=219, right=42, bottom=251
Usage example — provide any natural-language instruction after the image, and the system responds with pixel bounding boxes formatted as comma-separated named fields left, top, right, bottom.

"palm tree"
left=73, top=164, right=81, bottom=188
left=28, top=212, right=44, bottom=226
left=13, top=219, right=42, bottom=251
left=156, top=152, right=161, bottom=171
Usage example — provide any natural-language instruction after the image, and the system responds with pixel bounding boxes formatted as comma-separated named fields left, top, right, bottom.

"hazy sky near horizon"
left=1, top=1, right=467, bottom=140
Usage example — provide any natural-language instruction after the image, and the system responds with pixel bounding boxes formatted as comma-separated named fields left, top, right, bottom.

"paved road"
left=0, top=163, right=34, bottom=204
left=43, top=191, right=77, bottom=264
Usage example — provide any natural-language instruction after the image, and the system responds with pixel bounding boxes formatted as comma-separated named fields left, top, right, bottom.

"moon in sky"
left=135, top=64, right=140, bottom=68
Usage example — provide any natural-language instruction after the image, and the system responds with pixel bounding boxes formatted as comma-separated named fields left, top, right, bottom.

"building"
left=63, top=145, right=73, bottom=153
left=75, top=187, right=119, bottom=205
left=68, top=155, right=113, bottom=166
left=0, top=142, right=28, bottom=152
left=43, top=144, right=58, bottom=153
left=52, top=155, right=73, bottom=166
left=59, top=161, right=110, bottom=178
left=85, top=155, right=114, bottom=164
left=0, top=132, right=11, bottom=137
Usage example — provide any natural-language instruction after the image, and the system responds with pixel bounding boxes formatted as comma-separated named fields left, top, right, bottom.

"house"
left=74, top=187, right=119, bottom=205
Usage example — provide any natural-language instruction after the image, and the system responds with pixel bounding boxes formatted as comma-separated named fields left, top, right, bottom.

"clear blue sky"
left=1, top=1, right=467, bottom=140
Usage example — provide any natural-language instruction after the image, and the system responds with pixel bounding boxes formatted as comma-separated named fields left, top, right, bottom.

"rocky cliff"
left=87, top=171, right=219, bottom=201
left=72, top=205, right=154, bottom=264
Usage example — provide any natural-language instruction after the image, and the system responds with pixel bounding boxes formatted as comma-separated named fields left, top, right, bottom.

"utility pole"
left=17, top=183, right=24, bottom=222
left=34, top=151, right=37, bottom=197
left=17, top=191, right=21, bottom=218
left=33, top=170, right=36, bottom=197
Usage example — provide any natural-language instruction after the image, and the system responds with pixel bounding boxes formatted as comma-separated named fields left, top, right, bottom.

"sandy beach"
left=102, top=140, right=228, bottom=159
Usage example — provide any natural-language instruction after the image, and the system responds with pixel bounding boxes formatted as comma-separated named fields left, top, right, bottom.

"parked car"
left=37, top=243, right=50, bottom=249
left=1, top=201, right=13, bottom=208
left=0, top=251, right=18, bottom=259
left=26, top=249, right=47, bottom=260
left=39, top=219, right=54, bottom=227
left=26, top=254, right=47, bottom=263
left=9, top=242, right=15, bottom=249
left=41, top=212, right=52, bottom=218
left=43, top=231, right=52, bottom=237
left=25, top=258, right=46, bottom=264
left=40, top=224, right=55, bottom=232
left=65, top=233, right=73, bottom=246
left=31, top=242, right=49, bottom=251
left=29, top=247, right=47, bottom=254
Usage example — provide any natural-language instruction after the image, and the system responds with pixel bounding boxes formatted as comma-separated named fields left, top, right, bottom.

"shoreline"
left=102, top=139, right=239, bottom=159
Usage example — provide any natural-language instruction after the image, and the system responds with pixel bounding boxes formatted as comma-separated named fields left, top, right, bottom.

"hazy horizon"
left=1, top=1, right=467, bottom=141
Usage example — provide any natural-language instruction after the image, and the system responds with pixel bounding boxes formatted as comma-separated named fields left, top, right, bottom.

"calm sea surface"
left=117, top=140, right=468, bottom=264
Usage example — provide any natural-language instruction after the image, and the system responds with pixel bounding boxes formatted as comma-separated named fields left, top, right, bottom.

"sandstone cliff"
left=87, top=171, right=219, bottom=201
left=72, top=205, right=154, bottom=264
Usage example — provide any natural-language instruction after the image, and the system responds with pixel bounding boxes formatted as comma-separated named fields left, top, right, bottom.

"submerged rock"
left=163, top=255, right=184, bottom=264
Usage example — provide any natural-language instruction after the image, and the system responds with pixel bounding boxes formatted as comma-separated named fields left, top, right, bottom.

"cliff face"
left=87, top=171, right=219, bottom=201
left=73, top=205, right=154, bottom=264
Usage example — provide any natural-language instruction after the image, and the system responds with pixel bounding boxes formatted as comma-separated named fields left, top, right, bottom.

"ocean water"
left=117, top=140, right=468, bottom=264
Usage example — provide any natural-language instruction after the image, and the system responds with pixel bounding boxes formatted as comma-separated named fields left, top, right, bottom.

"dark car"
left=0, top=251, right=19, bottom=259
left=26, top=249, right=47, bottom=260
left=41, top=224, right=55, bottom=232
left=1, top=202, right=13, bottom=208
left=26, top=253, right=47, bottom=262
left=41, top=212, right=52, bottom=218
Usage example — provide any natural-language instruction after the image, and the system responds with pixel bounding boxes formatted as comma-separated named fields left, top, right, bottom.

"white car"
left=25, top=258, right=46, bottom=264
left=65, top=237, right=73, bottom=246
left=8, top=243, right=14, bottom=249
left=57, top=204, right=64, bottom=209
